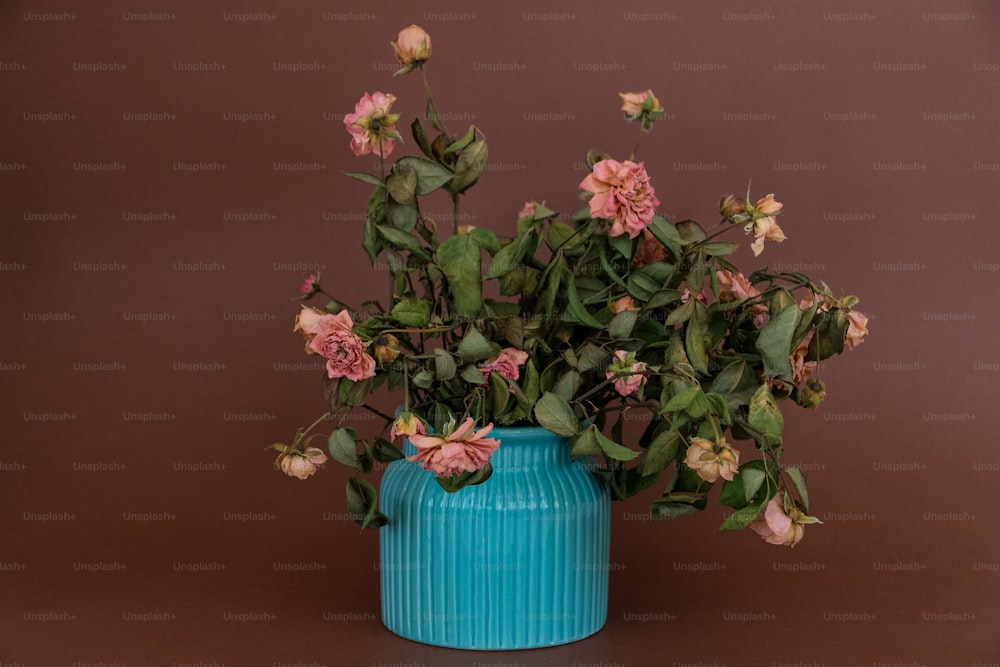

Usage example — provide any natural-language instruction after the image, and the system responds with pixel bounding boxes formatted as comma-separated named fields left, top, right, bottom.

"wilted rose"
left=750, top=491, right=819, bottom=547
left=277, top=447, right=328, bottom=480
left=606, top=350, right=647, bottom=397
left=307, top=310, right=376, bottom=381
left=391, top=24, right=431, bottom=73
left=407, top=417, right=500, bottom=477
left=344, top=91, right=401, bottom=158
left=479, top=347, right=529, bottom=383
left=580, top=159, right=660, bottom=239
left=684, top=437, right=740, bottom=483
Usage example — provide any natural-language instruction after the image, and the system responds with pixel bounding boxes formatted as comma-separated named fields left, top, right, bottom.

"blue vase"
left=379, top=425, right=611, bottom=650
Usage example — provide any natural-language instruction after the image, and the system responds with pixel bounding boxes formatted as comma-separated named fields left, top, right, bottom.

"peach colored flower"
left=684, top=437, right=740, bottom=483
left=277, top=447, right=328, bottom=480
left=407, top=417, right=500, bottom=477
left=748, top=194, right=786, bottom=257
left=634, top=229, right=668, bottom=266
left=845, top=310, right=869, bottom=350
left=619, top=89, right=661, bottom=118
left=719, top=194, right=748, bottom=223
left=605, top=350, right=647, bottom=397
left=344, top=92, right=401, bottom=158
left=293, top=306, right=325, bottom=350
left=750, top=491, right=818, bottom=547
left=307, top=310, right=376, bottom=381
left=790, top=333, right=817, bottom=386
left=391, top=25, right=432, bottom=70
left=717, top=270, right=768, bottom=328
left=610, top=296, right=638, bottom=314
left=390, top=412, right=427, bottom=441
left=580, top=159, right=660, bottom=239
left=457, top=224, right=477, bottom=234
left=478, top=347, right=528, bottom=383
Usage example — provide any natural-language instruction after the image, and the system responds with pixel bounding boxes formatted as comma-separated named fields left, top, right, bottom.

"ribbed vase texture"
left=379, top=426, right=611, bottom=650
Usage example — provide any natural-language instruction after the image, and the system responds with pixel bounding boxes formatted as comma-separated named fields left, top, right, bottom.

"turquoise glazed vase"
left=379, top=425, right=611, bottom=650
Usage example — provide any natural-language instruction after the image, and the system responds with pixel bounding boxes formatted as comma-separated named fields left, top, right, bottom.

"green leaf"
left=376, top=224, right=428, bottom=257
left=608, top=233, right=633, bottom=260
left=522, top=359, right=541, bottom=403
left=449, top=139, right=489, bottom=194
left=592, top=426, right=639, bottom=461
left=719, top=500, right=764, bottom=531
left=748, top=384, right=784, bottom=443
left=434, top=348, right=457, bottom=381
left=387, top=201, right=418, bottom=231
left=675, top=220, right=708, bottom=245
left=719, top=476, right=748, bottom=509
left=445, top=124, right=478, bottom=154
left=646, top=216, right=682, bottom=258
left=385, top=165, right=417, bottom=205
left=639, top=429, right=680, bottom=476
left=741, top=468, right=766, bottom=504
left=684, top=306, right=710, bottom=374
left=395, top=156, right=455, bottom=195
left=436, top=463, right=494, bottom=492
left=700, top=241, right=739, bottom=257
left=807, top=308, right=849, bottom=361
left=327, top=427, right=360, bottom=470
left=665, top=297, right=695, bottom=326
left=662, top=385, right=699, bottom=413
left=534, top=392, right=580, bottom=437
left=456, top=327, right=495, bottom=362
left=390, top=297, right=431, bottom=327
left=552, top=369, right=582, bottom=401
left=547, top=219, right=580, bottom=250
left=484, top=238, right=524, bottom=280
left=571, top=428, right=602, bottom=458
left=784, top=466, right=809, bottom=511
left=469, top=227, right=500, bottom=254
left=755, top=302, right=801, bottom=378
left=490, top=371, right=511, bottom=414
left=563, top=267, right=604, bottom=328
left=437, top=234, right=482, bottom=318
left=346, top=478, right=388, bottom=530
left=410, top=118, right=434, bottom=159
left=344, top=171, right=384, bottom=187
left=461, top=363, right=488, bottom=384
left=607, top=310, right=637, bottom=340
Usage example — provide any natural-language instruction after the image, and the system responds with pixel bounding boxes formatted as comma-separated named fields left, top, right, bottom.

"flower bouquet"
left=269, top=24, right=869, bottom=550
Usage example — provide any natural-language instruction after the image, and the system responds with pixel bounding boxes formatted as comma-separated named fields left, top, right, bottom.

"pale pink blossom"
left=344, top=92, right=400, bottom=158
left=717, top=270, right=768, bottom=328
left=391, top=25, right=432, bottom=68
left=306, top=310, right=376, bottom=381
left=278, top=447, right=328, bottom=480
left=605, top=350, right=647, bottom=397
left=845, top=310, right=869, bottom=350
left=750, top=491, right=808, bottom=547
left=518, top=201, right=538, bottom=219
left=580, top=159, right=660, bottom=239
left=479, top=347, right=528, bottom=383
left=619, top=89, right=661, bottom=118
left=407, top=417, right=500, bottom=477
left=748, top=194, right=786, bottom=257
left=790, top=333, right=818, bottom=386
left=684, top=437, right=740, bottom=483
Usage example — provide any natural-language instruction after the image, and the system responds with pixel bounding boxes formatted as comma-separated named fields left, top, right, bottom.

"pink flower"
left=684, top=437, right=740, bottom=483
left=277, top=447, right=328, bottom=480
left=790, top=335, right=818, bottom=386
left=390, top=412, right=427, bottom=441
left=344, top=92, right=401, bottom=158
left=748, top=194, right=786, bottom=257
left=580, top=159, right=660, bottom=239
left=605, top=350, right=647, bottom=397
left=299, top=273, right=320, bottom=298
left=750, top=491, right=816, bottom=547
left=717, top=270, right=768, bottom=328
left=845, top=310, right=869, bottom=350
left=518, top=201, right=538, bottom=219
left=479, top=347, right=528, bottom=384
left=407, top=417, right=500, bottom=477
left=680, top=288, right=709, bottom=305
left=306, top=310, right=377, bottom=381
left=391, top=25, right=432, bottom=69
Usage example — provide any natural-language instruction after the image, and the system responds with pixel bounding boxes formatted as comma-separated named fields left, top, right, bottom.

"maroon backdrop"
left=2, top=1, right=998, bottom=665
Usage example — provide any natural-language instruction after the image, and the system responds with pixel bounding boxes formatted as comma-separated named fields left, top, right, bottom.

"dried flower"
left=407, top=417, right=500, bottom=477
left=391, top=24, right=432, bottom=75
left=344, top=92, right=402, bottom=158
left=478, top=347, right=528, bottom=383
left=277, top=447, right=328, bottom=480
left=684, top=437, right=740, bottom=483
left=580, top=159, right=660, bottom=239
left=606, top=350, right=647, bottom=397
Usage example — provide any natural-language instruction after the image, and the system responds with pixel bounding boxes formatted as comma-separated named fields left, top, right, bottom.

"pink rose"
left=307, top=310, right=377, bottom=381
left=619, top=89, right=661, bottom=118
left=478, top=347, right=528, bottom=383
left=344, top=92, right=400, bottom=158
left=790, top=334, right=818, bottom=386
left=407, top=417, right=500, bottom=477
left=605, top=350, right=647, bottom=397
left=277, top=447, right=328, bottom=480
left=299, top=273, right=320, bottom=298
left=750, top=491, right=815, bottom=547
left=391, top=24, right=432, bottom=68
left=684, top=437, right=740, bottom=483
left=580, top=159, right=660, bottom=239
left=518, top=200, right=538, bottom=219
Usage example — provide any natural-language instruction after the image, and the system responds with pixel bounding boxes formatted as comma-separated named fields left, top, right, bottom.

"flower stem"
left=629, top=124, right=645, bottom=162
left=421, top=68, right=451, bottom=139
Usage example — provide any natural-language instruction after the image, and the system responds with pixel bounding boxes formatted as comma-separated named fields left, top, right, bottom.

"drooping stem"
left=421, top=67, right=451, bottom=139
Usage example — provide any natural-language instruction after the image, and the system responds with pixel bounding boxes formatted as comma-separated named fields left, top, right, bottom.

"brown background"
left=2, top=0, right=998, bottom=665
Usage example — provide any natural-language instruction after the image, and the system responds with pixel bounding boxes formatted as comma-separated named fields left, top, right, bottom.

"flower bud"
left=799, top=378, right=826, bottom=410
left=373, top=333, right=401, bottom=365
left=391, top=25, right=432, bottom=75
left=719, top=194, right=748, bottom=223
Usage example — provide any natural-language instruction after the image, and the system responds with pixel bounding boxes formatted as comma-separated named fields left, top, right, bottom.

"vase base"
left=382, top=620, right=606, bottom=651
